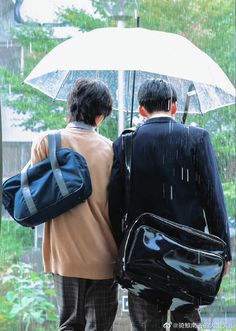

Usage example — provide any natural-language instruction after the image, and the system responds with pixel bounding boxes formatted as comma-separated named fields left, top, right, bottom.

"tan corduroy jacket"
left=31, top=125, right=118, bottom=279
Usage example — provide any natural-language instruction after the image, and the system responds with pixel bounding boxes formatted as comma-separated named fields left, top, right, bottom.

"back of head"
left=68, top=78, right=113, bottom=126
left=138, top=79, right=177, bottom=113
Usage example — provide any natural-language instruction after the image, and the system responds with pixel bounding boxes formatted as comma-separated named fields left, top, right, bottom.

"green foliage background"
left=0, top=222, right=57, bottom=331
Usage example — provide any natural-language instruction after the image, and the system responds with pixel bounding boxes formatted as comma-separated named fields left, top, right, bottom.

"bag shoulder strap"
left=48, top=132, right=60, bottom=169
left=48, top=132, right=69, bottom=197
left=122, top=131, right=133, bottom=228
left=21, top=162, right=38, bottom=216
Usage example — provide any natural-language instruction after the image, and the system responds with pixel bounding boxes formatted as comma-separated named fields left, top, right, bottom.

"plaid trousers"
left=53, top=274, right=118, bottom=331
left=128, top=292, right=201, bottom=331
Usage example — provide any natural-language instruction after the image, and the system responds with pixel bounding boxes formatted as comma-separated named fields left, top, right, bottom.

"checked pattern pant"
left=53, top=274, right=118, bottom=331
left=128, top=292, right=201, bottom=331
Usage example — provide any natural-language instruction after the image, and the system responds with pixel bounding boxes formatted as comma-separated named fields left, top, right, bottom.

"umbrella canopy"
left=25, top=27, right=235, bottom=114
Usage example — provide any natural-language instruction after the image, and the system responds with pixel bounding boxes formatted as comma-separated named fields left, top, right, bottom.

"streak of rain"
left=170, top=185, right=173, bottom=200
left=0, top=0, right=235, bottom=329
left=186, top=168, right=189, bottom=182
left=176, top=149, right=179, bottom=160
left=168, top=121, right=173, bottom=133
left=163, top=183, right=166, bottom=199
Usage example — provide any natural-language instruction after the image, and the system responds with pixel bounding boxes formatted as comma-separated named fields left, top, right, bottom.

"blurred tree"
left=57, top=8, right=106, bottom=31
left=91, top=0, right=140, bottom=21
left=2, top=5, right=119, bottom=137
left=137, top=0, right=234, bottom=80
left=1, top=24, right=67, bottom=131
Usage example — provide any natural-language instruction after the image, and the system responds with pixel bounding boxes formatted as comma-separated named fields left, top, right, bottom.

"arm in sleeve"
left=197, top=130, right=231, bottom=261
left=108, top=138, right=126, bottom=247
left=30, top=133, right=48, bottom=166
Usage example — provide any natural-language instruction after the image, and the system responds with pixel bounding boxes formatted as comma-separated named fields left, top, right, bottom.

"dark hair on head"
left=138, top=79, right=177, bottom=113
left=67, top=78, right=113, bottom=126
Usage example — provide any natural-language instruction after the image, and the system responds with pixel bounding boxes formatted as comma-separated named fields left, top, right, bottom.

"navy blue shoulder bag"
left=3, top=132, right=92, bottom=227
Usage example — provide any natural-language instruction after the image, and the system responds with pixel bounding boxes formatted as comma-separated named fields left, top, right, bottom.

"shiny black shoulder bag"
left=115, top=132, right=226, bottom=309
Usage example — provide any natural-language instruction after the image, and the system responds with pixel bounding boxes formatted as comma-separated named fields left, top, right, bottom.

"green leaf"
left=9, top=304, right=23, bottom=316
left=6, top=291, right=18, bottom=303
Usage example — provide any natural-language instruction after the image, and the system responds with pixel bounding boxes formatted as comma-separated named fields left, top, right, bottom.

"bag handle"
left=21, top=161, right=38, bottom=215
left=21, top=132, right=68, bottom=216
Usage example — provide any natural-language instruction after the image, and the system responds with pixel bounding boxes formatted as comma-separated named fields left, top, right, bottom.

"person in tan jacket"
left=31, top=79, right=118, bottom=331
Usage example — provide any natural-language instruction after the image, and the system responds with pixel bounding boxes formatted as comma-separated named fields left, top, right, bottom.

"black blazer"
left=109, top=117, right=231, bottom=260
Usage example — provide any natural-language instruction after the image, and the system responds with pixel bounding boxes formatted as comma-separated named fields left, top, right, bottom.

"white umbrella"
left=25, top=27, right=235, bottom=115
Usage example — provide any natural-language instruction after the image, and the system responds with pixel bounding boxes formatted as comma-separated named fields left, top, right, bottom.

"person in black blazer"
left=109, top=79, right=231, bottom=331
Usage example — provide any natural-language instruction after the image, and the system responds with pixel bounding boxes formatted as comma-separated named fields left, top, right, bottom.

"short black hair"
left=68, top=78, right=113, bottom=126
left=138, top=79, right=177, bottom=113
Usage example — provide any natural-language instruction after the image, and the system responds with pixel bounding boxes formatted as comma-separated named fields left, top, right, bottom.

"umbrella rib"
left=53, top=70, right=71, bottom=100
left=182, top=83, right=197, bottom=124
left=192, top=83, right=203, bottom=116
